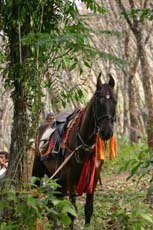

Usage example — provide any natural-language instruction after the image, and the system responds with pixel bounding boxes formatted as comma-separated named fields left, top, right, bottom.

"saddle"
left=39, top=108, right=80, bottom=160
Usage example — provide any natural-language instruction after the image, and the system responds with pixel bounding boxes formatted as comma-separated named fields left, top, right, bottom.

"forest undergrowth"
left=0, top=137, right=153, bottom=230
left=76, top=136, right=153, bottom=230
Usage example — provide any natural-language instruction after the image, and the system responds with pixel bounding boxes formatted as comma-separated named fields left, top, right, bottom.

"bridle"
left=76, top=91, right=116, bottom=149
left=93, top=93, right=116, bottom=131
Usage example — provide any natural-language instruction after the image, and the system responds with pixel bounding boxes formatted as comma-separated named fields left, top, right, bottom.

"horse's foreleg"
left=85, top=193, right=94, bottom=225
left=84, top=160, right=104, bottom=225
left=70, top=192, right=77, bottom=211
left=69, top=192, right=77, bottom=230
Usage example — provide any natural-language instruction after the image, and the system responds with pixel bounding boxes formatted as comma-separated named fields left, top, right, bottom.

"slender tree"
left=116, top=0, right=153, bottom=147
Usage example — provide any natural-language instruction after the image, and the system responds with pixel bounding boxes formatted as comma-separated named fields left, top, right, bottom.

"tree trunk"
left=122, top=73, right=129, bottom=135
left=135, top=31, right=153, bottom=147
left=116, top=0, right=153, bottom=147
left=128, top=74, right=139, bottom=143
left=4, top=6, right=40, bottom=189
left=123, top=29, right=140, bottom=142
left=7, top=81, right=30, bottom=187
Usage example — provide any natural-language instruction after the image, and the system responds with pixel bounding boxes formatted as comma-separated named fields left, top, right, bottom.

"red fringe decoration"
left=76, top=156, right=96, bottom=196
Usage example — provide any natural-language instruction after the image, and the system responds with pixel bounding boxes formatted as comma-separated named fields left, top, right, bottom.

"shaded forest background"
left=0, top=0, right=153, bottom=186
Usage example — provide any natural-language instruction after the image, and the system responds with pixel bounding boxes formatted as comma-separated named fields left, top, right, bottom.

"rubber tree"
left=116, top=0, right=153, bottom=147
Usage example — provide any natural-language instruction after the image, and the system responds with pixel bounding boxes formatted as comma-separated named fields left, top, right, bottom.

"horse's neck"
left=79, top=98, right=96, bottom=145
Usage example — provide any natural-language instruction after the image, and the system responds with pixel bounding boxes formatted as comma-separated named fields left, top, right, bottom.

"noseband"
left=96, top=114, right=114, bottom=123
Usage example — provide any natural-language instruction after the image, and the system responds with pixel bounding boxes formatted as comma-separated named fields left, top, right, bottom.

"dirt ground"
left=75, top=172, right=153, bottom=230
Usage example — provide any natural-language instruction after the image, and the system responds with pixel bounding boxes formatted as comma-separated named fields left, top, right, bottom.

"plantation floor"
left=75, top=172, right=153, bottom=230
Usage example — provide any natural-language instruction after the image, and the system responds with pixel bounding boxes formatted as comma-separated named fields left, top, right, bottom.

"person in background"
left=45, top=112, right=55, bottom=124
left=0, top=151, right=8, bottom=179
left=40, top=112, right=55, bottom=133
left=35, top=112, right=55, bottom=153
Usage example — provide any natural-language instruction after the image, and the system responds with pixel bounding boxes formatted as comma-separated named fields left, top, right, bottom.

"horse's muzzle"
left=99, top=129, right=113, bottom=141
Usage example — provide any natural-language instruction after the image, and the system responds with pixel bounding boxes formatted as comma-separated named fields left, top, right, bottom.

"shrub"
left=0, top=177, right=76, bottom=229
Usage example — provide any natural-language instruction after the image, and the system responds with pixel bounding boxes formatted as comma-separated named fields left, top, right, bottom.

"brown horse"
left=32, top=73, right=117, bottom=229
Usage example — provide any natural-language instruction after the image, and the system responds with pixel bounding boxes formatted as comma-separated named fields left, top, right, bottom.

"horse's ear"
left=96, top=72, right=102, bottom=90
left=108, top=74, right=115, bottom=88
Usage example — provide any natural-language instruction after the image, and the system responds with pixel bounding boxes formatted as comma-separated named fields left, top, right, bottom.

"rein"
left=50, top=145, right=83, bottom=179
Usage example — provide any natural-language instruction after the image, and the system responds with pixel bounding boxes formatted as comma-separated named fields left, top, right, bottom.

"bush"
left=0, top=177, right=76, bottom=229
left=77, top=136, right=153, bottom=230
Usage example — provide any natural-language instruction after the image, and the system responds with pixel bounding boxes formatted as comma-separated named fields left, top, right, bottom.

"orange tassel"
left=95, top=133, right=106, bottom=160
left=95, top=134, right=117, bottom=161
left=109, top=135, right=117, bottom=160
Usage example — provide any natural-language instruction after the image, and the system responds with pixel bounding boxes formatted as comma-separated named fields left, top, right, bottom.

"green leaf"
left=7, top=190, right=17, bottom=202
left=78, top=88, right=83, bottom=98
left=0, top=52, right=6, bottom=63
left=61, top=214, right=71, bottom=225
left=127, top=162, right=141, bottom=180
left=139, top=213, right=153, bottom=223
left=52, top=199, right=60, bottom=206
left=27, top=195, right=38, bottom=213
left=0, top=200, right=8, bottom=210
left=64, top=206, right=77, bottom=217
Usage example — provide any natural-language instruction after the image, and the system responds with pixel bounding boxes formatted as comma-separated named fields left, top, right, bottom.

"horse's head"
left=94, top=73, right=116, bottom=140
